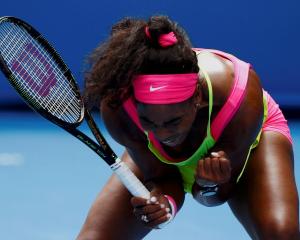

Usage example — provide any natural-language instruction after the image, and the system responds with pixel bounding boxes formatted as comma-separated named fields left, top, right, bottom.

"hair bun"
left=146, top=16, right=176, bottom=47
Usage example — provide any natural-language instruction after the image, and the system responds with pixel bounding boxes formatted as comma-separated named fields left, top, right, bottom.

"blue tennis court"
left=0, top=111, right=299, bottom=240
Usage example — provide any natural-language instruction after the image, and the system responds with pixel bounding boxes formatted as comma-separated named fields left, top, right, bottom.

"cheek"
left=168, top=120, right=193, bottom=137
left=181, top=114, right=197, bottom=130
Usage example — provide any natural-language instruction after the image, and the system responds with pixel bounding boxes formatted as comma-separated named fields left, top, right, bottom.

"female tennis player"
left=77, top=16, right=299, bottom=239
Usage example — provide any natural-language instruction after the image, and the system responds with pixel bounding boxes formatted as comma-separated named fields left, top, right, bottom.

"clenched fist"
left=195, top=151, right=232, bottom=186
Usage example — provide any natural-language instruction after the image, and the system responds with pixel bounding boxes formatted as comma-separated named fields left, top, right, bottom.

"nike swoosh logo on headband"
left=150, top=85, right=167, bottom=92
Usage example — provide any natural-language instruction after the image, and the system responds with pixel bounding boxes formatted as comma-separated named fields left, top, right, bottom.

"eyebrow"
left=164, top=116, right=182, bottom=124
left=139, top=115, right=183, bottom=125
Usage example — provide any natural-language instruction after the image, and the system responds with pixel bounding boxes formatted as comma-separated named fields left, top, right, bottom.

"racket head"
left=0, top=16, right=84, bottom=127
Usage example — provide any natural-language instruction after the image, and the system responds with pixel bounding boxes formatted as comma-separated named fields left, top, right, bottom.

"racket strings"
left=0, top=22, right=81, bottom=123
left=0, top=24, right=70, bottom=107
left=0, top=23, right=80, bottom=121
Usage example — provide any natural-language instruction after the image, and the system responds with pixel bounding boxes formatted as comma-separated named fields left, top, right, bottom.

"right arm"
left=101, top=102, right=185, bottom=218
left=76, top=103, right=185, bottom=239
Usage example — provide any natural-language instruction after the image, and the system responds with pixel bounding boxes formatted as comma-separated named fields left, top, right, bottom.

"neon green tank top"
left=146, top=68, right=216, bottom=193
left=145, top=66, right=268, bottom=193
left=123, top=50, right=268, bottom=194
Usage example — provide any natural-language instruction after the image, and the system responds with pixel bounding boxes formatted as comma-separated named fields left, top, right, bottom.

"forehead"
left=136, top=99, right=193, bottom=120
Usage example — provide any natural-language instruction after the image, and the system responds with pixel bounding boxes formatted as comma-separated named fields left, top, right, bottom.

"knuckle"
left=220, top=156, right=228, bottom=161
left=219, top=150, right=225, bottom=156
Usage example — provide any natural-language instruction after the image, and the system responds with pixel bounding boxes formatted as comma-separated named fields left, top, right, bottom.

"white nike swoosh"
left=149, top=85, right=167, bottom=92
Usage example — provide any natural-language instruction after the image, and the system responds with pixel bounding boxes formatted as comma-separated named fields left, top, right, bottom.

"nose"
left=152, top=126, right=174, bottom=142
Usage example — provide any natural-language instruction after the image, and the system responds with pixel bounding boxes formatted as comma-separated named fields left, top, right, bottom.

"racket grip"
left=111, top=158, right=150, bottom=199
left=111, top=158, right=172, bottom=229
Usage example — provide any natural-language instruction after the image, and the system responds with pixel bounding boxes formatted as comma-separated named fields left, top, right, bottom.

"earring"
left=194, top=103, right=201, bottom=112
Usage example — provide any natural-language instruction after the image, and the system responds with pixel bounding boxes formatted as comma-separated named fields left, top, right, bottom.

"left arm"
left=193, top=68, right=264, bottom=206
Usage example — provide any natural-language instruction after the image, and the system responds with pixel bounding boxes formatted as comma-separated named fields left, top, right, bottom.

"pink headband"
left=145, top=26, right=178, bottom=47
left=133, top=73, right=198, bottom=104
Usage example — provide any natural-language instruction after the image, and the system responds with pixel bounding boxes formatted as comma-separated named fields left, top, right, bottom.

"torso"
left=101, top=49, right=263, bottom=181
left=141, top=50, right=235, bottom=160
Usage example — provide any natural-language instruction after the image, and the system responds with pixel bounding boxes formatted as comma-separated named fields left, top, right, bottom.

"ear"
left=192, top=84, right=203, bottom=110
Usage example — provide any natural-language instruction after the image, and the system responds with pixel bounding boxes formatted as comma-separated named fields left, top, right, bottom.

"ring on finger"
left=141, top=214, right=149, bottom=223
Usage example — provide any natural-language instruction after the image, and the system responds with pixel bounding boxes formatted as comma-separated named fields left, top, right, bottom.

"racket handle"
left=111, top=158, right=150, bottom=199
left=111, top=158, right=172, bottom=229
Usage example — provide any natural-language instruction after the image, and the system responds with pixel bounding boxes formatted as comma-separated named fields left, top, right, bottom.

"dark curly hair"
left=84, top=15, right=199, bottom=109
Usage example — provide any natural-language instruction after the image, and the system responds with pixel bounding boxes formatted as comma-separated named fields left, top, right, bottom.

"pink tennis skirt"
left=262, top=90, right=293, bottom=144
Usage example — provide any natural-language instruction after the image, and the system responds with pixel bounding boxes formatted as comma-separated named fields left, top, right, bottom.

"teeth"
left=163, top=140, right=177, bottom=146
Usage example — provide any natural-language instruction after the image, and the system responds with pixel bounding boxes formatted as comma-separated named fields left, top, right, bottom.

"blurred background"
left=0, top=0, right=299, bottom=239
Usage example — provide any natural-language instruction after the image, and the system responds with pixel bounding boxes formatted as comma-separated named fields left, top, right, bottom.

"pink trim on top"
left=202, top=49, right=250, bottom=140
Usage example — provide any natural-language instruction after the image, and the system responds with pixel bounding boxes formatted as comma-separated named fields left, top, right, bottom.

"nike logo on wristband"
left=149, top=85, right=167, bottom=92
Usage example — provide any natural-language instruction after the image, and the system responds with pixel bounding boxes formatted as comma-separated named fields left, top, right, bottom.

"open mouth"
left=161, top=135, right=183, bottom=147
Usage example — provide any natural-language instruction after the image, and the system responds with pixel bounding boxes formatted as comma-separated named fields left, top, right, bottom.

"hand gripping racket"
left=0, top=16, right=150, bottom=199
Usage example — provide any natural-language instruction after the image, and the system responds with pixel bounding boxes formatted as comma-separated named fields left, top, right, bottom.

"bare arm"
left=193, top=58, right=264, bottom=206
left=77, top=104, right=186, bottom=239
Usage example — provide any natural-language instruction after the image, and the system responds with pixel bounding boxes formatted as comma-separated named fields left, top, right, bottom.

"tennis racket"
left=0, top=16, right=150, bottom=199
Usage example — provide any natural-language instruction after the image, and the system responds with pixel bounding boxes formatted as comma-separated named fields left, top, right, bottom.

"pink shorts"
left=262, top=90, right=293, bottom=144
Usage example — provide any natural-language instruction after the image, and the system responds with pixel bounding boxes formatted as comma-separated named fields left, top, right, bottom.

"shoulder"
left=195, top=49, right=264, bottom=146
left=195, top=49, right=262, bottom=113
left=195, top=50, right=234, bottom=106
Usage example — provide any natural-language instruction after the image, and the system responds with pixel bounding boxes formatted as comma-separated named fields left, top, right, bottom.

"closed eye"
left=139, top=117, right=156, bottom=128
left=139, top=116, right=183, bottom=129
left=164, top=117, right=182, bottom=126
